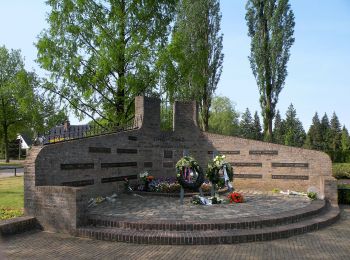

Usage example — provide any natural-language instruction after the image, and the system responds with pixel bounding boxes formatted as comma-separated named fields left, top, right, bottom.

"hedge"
left=332, top=163, right=350, bottom=179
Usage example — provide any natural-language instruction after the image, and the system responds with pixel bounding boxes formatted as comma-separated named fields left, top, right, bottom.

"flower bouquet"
left=227, top=192, right=244, bottom=203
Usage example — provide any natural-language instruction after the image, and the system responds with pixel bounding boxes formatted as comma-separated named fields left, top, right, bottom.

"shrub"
left=307, top=192, right=317, bottom=200
left=332, top=163, right=350, bottom=179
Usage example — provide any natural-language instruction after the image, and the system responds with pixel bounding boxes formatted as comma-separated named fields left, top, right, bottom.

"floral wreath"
left=206, top=155, right=233, bottom=186
left=176, top=156, right=204, bottom=190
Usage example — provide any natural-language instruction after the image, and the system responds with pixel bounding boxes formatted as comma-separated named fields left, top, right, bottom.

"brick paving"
left=1, top=205, right=349, bottom=260
left=88, top=193, right=311, bottom=220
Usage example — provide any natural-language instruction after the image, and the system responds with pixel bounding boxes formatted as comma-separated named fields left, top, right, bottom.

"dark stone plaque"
left=219, top=150, right=240, bottom=155
left=61, top=163, right=94, bottom=170
left=101, top=175, right=137, bottom=183
left=249, top=150, right=278, bottom=155
left=144, top=162, right=153, bottom=168
left=88, top=147, right=111, bottom=153
left=231, top=162, right=262, bottom=167
left=61, top=179, right=94, bottom=187
left=164, top=150, right=173, bottom=159
left=271, top=162, right=309, bottom=168
left=101, top=162, right=137, bottom=168
left=208, top=151, right=213, bottom=154
left=117, top=148, right=138, bottom=154
left=233, top=174, right=262, bottom=179
left=163, top=162, right=174, bottom=168
left=128, top=136, right=138, bottom=141
left=272, top=175, right=309, bottom=180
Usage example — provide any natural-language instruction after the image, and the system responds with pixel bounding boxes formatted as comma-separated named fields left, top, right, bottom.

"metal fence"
left=37, top=115, right=143, bottom=145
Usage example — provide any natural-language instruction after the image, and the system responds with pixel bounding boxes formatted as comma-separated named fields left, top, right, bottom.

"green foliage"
left=332, top=163, right=350, bottom=179
left=252, top=111, right=263, bottom=141
left=158, top=0, right=223, bottom=131
left=341, top=126, right=350, bottom=152
left=246, top=0, right=295, bottom=140
left=273, top=110, right=285, bottom=144
left=307, top=192, right=317, bottom=200
left=329, top=112, right=342, bottom=154
left=208, top=96, right=240, bottom=136
left=283, top=104, right=305, bottom=147
left=272, top=188, right=280, bottom=193
left=37, top=0, right=177, bottom=125
left=239, top=108, right=254, bottom=139
left=305, top=112, right=323, bottom=150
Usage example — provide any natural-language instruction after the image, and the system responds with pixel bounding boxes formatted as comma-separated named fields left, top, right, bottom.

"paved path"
left=1, top=205, right=350, bottom=260
left=0, top=168, right=23, bottom=178
left=89, top=193, right=311, bottom=220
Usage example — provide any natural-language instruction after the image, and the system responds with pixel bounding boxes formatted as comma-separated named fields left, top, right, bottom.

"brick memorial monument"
left=24, top=96, right=338, bottom=234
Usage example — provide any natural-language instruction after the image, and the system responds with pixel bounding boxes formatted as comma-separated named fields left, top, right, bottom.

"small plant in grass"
left=0, top=208, right=23, bottom=220
left=272, top=188, right=280, bottom=193
left=307, top=192, right=317, bottom=200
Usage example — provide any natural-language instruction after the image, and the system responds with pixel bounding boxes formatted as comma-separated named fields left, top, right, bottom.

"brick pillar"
left=134, top=96, right=160, bottom=130
left=173, top=101, right=200, bottom=134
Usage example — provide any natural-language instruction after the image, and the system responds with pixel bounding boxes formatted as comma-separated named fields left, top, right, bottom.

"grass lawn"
left=0, top=162, right=24, bottom=167
left=0, top=176, right=24, bottom=220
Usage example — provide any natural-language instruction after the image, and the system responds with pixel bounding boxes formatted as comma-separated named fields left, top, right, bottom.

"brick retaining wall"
left=24, top=96, right=337, bottom=233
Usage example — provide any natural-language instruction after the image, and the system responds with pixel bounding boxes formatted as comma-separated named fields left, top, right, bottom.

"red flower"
left=227, top=192, right=244, bottom=203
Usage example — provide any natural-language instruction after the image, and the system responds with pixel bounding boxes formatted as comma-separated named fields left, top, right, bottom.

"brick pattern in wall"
left=24, top=96, right=337, bottom=234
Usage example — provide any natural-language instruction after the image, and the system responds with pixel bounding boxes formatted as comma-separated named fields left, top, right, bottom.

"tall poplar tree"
left=245, top=0, right=295, bottom=141
left=36, top=0, right=177, bottom=125
left=160, top=0, right=223, bottom=131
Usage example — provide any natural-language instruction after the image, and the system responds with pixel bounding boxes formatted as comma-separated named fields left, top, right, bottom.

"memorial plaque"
left=249, top=150, right=278, bottom=155
left=128, top=136, right=138, bottom=141
left=219, top=150, right=240, bottom=155
left=62, top=179, right=94, bottom=187
left=61, top=163, right=94, bottom=170
left=271, top=162, right=309, bottom=168
left=117, top=148, right=138, bottom=154
left=272, top=175, right=309, bottom=180
left=231, top=162, right=262, bottom=167
left=144, top=162, right=153, bottom=168
left=101, top=175, right=137, bottom=183
left=101, top=162, right=137, bottom=168
left=208, top=151, right=213, bottom=154
left=163, top=162, right=174, bottom=168
left=164, top=150, right=173, bottom=158
left=233, top=174, right=262, bottom=179
left=88, top=147, right=111, bottom=153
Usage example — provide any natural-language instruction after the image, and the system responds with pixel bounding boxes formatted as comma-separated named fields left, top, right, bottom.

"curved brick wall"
left=24, top=96, right=337, bottom=233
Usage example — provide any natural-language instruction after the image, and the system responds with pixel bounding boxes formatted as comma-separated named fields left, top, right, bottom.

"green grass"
left=0, top=162, right=24, bottom=167
left=332, top=163, right=350, bottom=179
left=0, top=176, right=24, bottom=220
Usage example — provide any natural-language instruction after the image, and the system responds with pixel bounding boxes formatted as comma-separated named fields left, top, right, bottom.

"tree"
left=329, top=112, right=342, bottom=152
left=320, top=113, right=331, bottom=151
left=305, top=112, right=322, bottom=150
left=341, top=126, right=350, bottom=152
left=208, top=96, right=239, bottom=136
left=37, top=0, right=177, bottom=125
left=240, top=108, right=254, bottom=139
left=283, top=104, right=305, bottom=147
left=159, top=0, right=224, bottom=131
left=245, top=0, right=295, bottom=141
left=252, top=111, right=263, bottom=140
left=272, top=110, right=285, bottom=144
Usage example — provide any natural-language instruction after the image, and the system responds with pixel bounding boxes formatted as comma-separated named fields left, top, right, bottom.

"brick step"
left=76, top=204, right=339, bottom=245
left=87, top=200, right=326, bottom=231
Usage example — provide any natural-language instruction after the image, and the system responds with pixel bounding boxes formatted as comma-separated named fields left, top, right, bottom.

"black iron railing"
left=36, top=115, right=142, bottom=145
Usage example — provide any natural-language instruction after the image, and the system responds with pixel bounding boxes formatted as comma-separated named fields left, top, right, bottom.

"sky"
left=0, top=0, right=349, bottom=130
